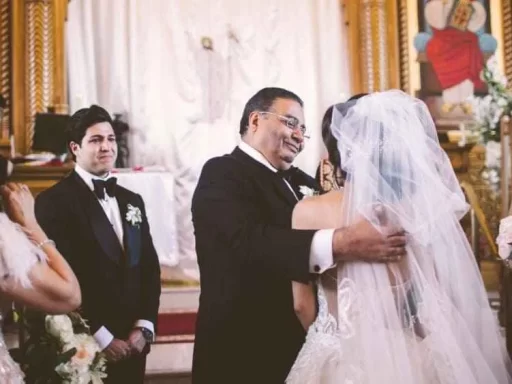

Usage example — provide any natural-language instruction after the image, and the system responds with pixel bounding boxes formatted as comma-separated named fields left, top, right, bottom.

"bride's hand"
left=0, top=182, right=39, bottom=229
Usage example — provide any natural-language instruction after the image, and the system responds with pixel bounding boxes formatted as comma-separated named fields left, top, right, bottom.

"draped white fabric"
left=66, top=0, right=350, bottom=271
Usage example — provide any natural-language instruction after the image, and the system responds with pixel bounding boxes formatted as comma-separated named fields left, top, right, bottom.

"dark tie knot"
left=277, top=168, right=294, bottom=182
left=92, top=177, right=117, bottom=200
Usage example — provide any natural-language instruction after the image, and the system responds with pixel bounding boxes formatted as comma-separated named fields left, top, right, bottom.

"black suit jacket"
left=35, top=171, right=161, bottom=339
left=191, top=147, right=318, bottom=384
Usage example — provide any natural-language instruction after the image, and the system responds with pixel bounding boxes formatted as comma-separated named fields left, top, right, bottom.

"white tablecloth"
left=114, top=170, right=178, bottom=266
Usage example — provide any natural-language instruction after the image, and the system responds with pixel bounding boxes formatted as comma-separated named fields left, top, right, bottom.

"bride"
left=287, top=91, right=512, bottom=383
left=0, top=156, right=81, bottom=383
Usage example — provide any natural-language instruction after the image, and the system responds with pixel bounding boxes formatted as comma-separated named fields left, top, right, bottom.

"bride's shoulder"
left=292, top=190, right=344, bottom=230
left=295, top=190, right=344, bottom=210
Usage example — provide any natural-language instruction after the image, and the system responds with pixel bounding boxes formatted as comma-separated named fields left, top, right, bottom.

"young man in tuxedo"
left=191, top=87, right=407, bottom=383
left=35, top=105, right=161, bottom=384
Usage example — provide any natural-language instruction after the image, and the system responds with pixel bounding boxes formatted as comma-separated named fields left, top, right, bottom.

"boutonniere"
left=298, top=185, right=319, bottom=199
left=125, top=204, right=142, bottom=227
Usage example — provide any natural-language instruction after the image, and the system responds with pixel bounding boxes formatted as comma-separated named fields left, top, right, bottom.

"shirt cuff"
left=309, top=229, right=335, bottom=274
left=93, top=326, right=114, bottom=351
left=134, top=319, right=155, bottom=341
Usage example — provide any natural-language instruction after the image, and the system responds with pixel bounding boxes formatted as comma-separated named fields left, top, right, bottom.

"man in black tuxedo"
left=35, top=105, right=161, bottom=384
left=191, top=87, right=407, bottom=383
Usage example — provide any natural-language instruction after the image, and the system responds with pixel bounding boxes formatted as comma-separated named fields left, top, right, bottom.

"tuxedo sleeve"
left=136, top=194, right=161, bottom=331
left=35, top=192, right=105, bottom=334
left=192, top=157, right=316, bottom=284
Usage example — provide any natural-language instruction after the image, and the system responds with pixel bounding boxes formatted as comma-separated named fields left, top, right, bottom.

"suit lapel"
left=271, top=175, right=298, bottom=206
left=232, top=147, right=298, bottom=207
left=70, top=171, right=124, bottom=265
left=116, top=189, right=141, bottom=268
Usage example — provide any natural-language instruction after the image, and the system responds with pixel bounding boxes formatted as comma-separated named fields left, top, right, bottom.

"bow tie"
left=92, top=178, right=117, bottom=200
left=277, top=168, right=295, bottom=182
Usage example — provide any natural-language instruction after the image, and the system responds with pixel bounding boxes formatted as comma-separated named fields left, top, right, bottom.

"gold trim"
left=52, top=0, right=67, bottom=113
left=503, top=0, right=512, bottom=85
left=25, top=0, right=54, bottom=151
left=397, top=0, right=410, bottom=92
left=12, top=0, right=26, bottom=155
left=0, top=0, right=11, bottom=141
left=491, top=0, right=506, bottom=73
left=386, top=0, right=401, bottom=89
left=344, top=0, right=363, bottom=94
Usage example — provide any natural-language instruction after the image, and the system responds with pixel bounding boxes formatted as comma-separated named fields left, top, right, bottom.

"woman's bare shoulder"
left=292, top=190, right=344, bottom=230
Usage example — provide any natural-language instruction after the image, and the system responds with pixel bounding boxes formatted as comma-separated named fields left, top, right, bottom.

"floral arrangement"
left=10, top=310, right=107, bottom=384
left=469, top=55, right=512, bottom=144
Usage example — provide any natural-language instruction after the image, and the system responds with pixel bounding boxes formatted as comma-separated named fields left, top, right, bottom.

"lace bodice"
left=0, top=311, right=24, bottom=383
left=286, top=278, right=463, bottom=384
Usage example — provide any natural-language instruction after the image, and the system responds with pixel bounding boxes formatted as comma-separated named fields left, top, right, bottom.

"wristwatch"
left=137, top=327, right=154, bottom=344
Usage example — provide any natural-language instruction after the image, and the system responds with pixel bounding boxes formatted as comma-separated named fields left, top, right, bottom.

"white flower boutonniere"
left=299, top=185, right=319, bottom=199
left=126, top=204, right=142, bottom=227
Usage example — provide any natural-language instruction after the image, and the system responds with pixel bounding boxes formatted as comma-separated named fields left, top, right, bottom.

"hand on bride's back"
left=333, top=216, right=406, bottom=263
left=0, top=182, right=38, bottom=229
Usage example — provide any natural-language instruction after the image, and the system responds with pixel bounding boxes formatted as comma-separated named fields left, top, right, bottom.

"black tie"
left=92, top=178, right=117, bottom=200
left=277, top=168, right=293, bottom=182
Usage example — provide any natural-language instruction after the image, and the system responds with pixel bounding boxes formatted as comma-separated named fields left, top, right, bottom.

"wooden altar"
left=10, top=164, right=72, bottom=195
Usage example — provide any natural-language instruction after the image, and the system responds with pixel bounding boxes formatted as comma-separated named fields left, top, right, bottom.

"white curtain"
left=66, top=0, right=350, bottom=274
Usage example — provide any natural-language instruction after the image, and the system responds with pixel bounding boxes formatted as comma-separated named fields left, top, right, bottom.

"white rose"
left=485, top=141, right=501, bottom=169
left=45, top=315, right=74, bottom=343
left=66, top=334, right=100, bottom=367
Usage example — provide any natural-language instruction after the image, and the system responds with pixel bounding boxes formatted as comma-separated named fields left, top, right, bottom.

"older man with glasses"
left=191, top=87, right=407, bottom=384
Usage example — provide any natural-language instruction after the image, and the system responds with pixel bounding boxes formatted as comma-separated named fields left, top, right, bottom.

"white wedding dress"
left=287, top=91, right=512, bottom=384
left=0, top=213, right=46, bottom=383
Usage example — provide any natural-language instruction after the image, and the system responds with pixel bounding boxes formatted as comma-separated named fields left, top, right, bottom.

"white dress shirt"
left=238, top=142, right=334, bottom=273
left=75, top=165, right=155, bottom=350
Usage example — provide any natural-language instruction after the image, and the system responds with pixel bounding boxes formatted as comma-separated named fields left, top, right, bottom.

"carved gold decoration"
left=12, top=0, right=27, bottom=155
left=0, top=0, right=11, bottom=144
left=26, top=0, right=54, bottom=151
left=345, top=0, right=400, bottom=93
left=503, top=0, right=512, bottom=87
left=397, top=0, right=410, bottom=93
left=8, top=0, right=68, bottom=155
left=52, top=0, right=67, bottom=114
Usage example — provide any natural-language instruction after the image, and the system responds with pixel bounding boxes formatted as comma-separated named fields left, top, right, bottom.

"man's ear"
left=69, top=141, right=80, bottom=157
left=248, top=111, right=260, bottom=133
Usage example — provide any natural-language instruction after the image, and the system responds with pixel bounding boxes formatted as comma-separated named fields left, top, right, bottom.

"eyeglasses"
left=259, top=111, right=310, bottom=139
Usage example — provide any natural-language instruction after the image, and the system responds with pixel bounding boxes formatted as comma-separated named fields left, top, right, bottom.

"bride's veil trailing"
left=330, top=90, right=511, bottom=383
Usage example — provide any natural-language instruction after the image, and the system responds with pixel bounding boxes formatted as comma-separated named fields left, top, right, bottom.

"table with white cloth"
left=113, top=169, right=179, bottom=267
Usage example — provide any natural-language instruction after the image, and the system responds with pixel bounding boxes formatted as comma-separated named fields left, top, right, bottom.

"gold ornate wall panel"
left=0, top=0, right=11, bottom=146
left=7, top=0, right=67, bottom=156
left=397, top=0, right=410, bottom=93
left=25, top=0, right=54, bottom=152
left=345, top=0, right=400, bottom=94
left=504, top=0, right=512, bottom=88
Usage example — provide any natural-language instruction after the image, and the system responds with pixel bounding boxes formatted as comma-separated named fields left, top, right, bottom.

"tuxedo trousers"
left=105, top=354, right=147, bottom=384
